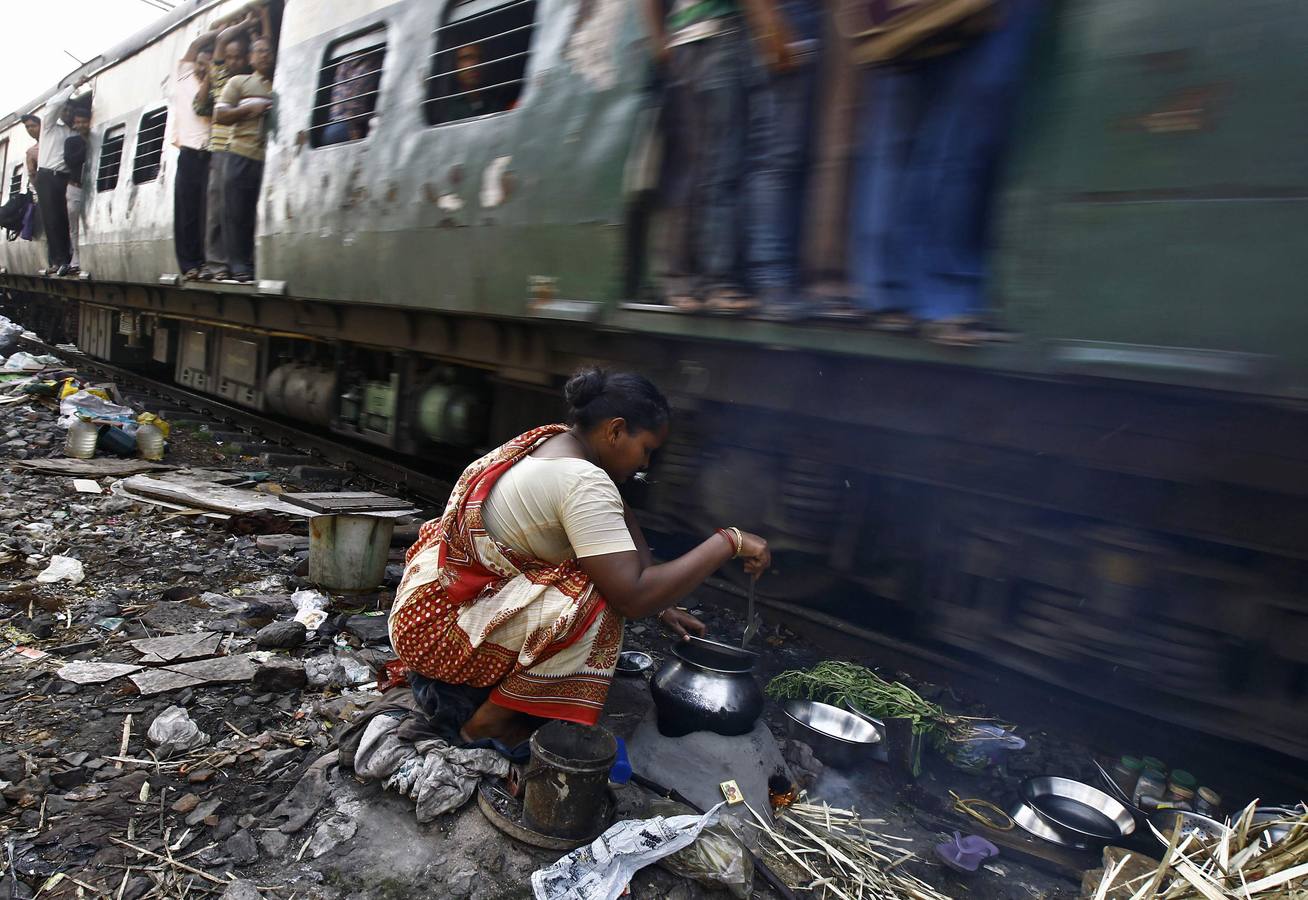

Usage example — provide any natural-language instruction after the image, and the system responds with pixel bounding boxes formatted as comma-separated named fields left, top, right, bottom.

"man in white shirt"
left=33, top=75, right=88, bottom=276
left=171, top=27, right=222, bottom=278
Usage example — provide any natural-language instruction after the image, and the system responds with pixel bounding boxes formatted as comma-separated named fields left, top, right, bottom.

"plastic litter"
left=2, top=351, right=43, bottom=372
left=531, top=803, right=725, bottom=900
left=934, top=831, right=999, bottom=873
left=305, top=652, right=373, bottom=688
left=649, top=799, right=754, bottom=898
left=291, top=589, right=330, bottom=632
left=57, top=390, right=136, bottom=428
left=36, top=555, right=86, bottom=585
left=147, top=705, right=211, bottom=757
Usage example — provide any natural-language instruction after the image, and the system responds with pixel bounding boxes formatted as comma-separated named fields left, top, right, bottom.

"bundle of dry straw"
left=1091, top=802, right=1308, bottom=899
left=745, top=800, right=951, bottom=900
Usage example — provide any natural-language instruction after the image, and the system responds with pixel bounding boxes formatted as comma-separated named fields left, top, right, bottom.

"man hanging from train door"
left=847, top=0, right=1045, bottom=346
left=740, top=0, right=824, bottom=321
left=33, top=75, right=89, bottom=277
left=646, top=0, right=756, bottom=314
left=62, top=99, right=92, bottom=276
left=213, top=36, right=276, bottom=284
left=170, top=22, right=226, bottom=279
left=196, top=5, right=269, bottom=281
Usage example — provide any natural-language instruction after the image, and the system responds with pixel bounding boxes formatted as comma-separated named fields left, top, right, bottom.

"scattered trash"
left=531, top=804, right=725, bottom=900
left=304, top=652, right=372, bottom=689
left=56, top=661, right=145, bottom=685
left=291, top=589, right=331, bottom=632
left=651, top=799, right=754, bottom=899
left=130, top=631, right=223, bottom=664
left=934, top=832, right=999, bottom=874
left=147, top=706, right=211, bottom=757
left=36, top=555, right=86, bottom=585
left=71, top=478, right=102, bottom=494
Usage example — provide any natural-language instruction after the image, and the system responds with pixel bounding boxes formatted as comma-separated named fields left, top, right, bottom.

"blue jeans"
left=743, top=0, right=823, bottom=294
left=848, top=0, right=1044, bottom=320
left=659, top=27, right=750, bottom=296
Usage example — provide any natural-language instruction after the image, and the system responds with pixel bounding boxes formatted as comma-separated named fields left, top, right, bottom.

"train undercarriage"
left=5, top=277, right=1308, bottom=762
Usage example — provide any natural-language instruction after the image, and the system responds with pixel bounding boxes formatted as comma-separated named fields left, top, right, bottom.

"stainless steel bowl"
left=1023, top=776, right=1136, bottom=842
left=1012, top=800, right=1080, bottom=847
left=841, top=701, right=890, bottom=763
left=615, top=650, right=652, bottom=675
left=1253, top=806, right=1303, bottom=846
left=783, top=700, right=882, bottom=770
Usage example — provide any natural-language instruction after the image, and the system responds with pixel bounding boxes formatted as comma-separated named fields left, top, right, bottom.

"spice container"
left=1133, top=766, right=1168, bottom=807
left=1111, top=755, right=1143, bottom=798
left=1194, top=787, right=1221, bottom=818
left=1141, top=756, right=1167, bottom=775
left=1166, top=769, right=1197, bottom=808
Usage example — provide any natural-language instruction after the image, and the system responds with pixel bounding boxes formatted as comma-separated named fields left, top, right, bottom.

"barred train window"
left=0, top=140, right=8, bottom=200
left=9, top=165, right=22, bottom=201
left=425, top=0, right=537, bottom=126
left=132, top=108, right=168, bottom=184
left=97, top=125, right=126, bottom=192
left=311, top=27, right=387, bottom=148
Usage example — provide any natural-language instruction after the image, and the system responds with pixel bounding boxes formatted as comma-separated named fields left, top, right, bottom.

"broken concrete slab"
left=129, top=632, right=222, bottom=665
left=129, top=653, right=259, bottom=696
left=13, top=458, right=173, bottom=477
left=56, top=661, right=145, bottom=685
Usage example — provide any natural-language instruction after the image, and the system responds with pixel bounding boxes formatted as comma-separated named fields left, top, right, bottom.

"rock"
left=224, top=829, right=259, bottom=865
left=171, top=792, right=201, bottom=814
left=259, top=829, right=290, bottom=857
left=185, top=797, right=223, bottom=827
left=253, top=656, right=307, bottom=693
left=220, top=881, right=263, bottom=900
left=0, top=876, right=34, bottom=900
left=254, top=620, right=306, bottom=649
left=212, top=815, right=238, bottom=842
left=188, top=768, right=215, bottom=784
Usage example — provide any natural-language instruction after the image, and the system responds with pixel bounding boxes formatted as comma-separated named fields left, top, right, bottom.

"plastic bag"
left=531, top=803, right=724, bottom=900
left=291, top=589, right=330, bottom=632
left=147, top=705, right=210, bottom=757
left=36, top=556, right=85, bottom=585
left=57, top=389, right=135, bottom=428
left=3, top=351, right=42, bottom=372
left=650, top=799, right=754, bottom=899
left=305, top=652, right=373, bottom=688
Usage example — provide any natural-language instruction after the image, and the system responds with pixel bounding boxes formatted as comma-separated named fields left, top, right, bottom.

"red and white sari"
left=389, top=425, right=624, bottom=725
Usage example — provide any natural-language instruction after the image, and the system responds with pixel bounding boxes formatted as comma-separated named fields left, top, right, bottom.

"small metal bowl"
left=783, top=700, right=882, bottom=770
left=616, top=651, right=652, bottom=676
left=1011, top=800, right=1081, bottom=847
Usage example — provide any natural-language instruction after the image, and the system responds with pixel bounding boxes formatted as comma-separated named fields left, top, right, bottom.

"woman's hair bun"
left=564, top=367, right=608, bottom=411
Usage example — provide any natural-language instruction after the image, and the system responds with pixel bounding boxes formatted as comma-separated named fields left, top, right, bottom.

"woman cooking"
left=390, top=368, right=771, bottom=746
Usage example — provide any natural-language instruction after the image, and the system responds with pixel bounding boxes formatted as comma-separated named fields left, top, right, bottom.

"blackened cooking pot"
left=650, top=637, right=764, bottom=737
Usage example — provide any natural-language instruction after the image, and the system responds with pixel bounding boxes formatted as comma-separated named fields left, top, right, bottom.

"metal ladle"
left=742, top=577, right=759, bottom=648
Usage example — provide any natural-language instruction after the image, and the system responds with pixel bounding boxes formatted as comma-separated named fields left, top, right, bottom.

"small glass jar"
left=1141, top=756, right=1167, bottom=775
left=1111, top=755, right=1144, bottom=798
left=1166, top=769, right=1198, bottom=804
left=1194, top=787, right=1221, bottom=818
left=1134, top=767, right=1168, bottom=807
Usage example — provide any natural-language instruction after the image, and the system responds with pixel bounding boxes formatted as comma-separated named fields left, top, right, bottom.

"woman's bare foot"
left=460, top=699, right=537, bottom=746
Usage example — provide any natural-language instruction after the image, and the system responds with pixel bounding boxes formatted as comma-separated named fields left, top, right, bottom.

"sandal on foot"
left=667, top=293, right=706, bottom=312
left=870, top=311, right=919, bottom=333
left=704, top=287, right=759, bottom=316
left=921, top=318, right=984, bottom=348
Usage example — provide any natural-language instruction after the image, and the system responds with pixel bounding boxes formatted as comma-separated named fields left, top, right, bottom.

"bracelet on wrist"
left=715, top=527, right=744, bottom=558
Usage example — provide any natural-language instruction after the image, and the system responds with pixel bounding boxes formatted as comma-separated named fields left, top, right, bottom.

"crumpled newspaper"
left=353, top=713, right=508, bottom=822
left=531, top=804, right=725, bottom=900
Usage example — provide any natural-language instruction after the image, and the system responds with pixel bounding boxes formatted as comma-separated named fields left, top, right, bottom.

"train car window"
left=311, top=27, right=387, bottom=148
left=425, top=0, right=538, bottom=126
left=132, top=107, right=168, bottom=184
left=9, top=165, right=22, bottom=201
left=0, top=140, right=8, bottom=201
left=97, top=125, right=126, bottom=192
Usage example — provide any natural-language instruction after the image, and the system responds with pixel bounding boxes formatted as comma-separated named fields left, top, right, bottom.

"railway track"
left=24, top=338, right=455, bottom=505
left=19, top=335, right=1308, bottom=794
